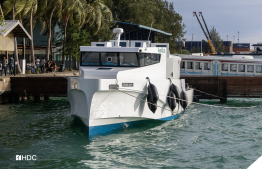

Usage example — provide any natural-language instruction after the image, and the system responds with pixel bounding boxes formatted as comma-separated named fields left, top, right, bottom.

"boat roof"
left=113, top=21, right=172, bottom=36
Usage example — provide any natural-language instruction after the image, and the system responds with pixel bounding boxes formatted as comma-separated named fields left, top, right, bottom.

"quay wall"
left=2, top=75, right=262, bottom=103
left=181, top=76, right=262, bottom=101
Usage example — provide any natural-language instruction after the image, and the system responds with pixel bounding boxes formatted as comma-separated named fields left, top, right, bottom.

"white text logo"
left=16, top=155, right=37, bottom=161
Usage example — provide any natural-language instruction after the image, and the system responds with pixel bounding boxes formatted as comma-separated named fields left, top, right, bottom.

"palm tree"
left=21, top=0, right=38, bottom=69
left=0, top=3, right=4, bottom=16
left=88, top=0, right=113, bottom=35
left=38, top=0, right=62, bottom=61
left=61, top=0, right=113, bottom=70
left=61, top=0, right=86, bottom=67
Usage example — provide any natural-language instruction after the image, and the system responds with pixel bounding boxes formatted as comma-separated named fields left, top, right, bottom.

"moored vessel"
left=68, top=28, right=194, bottom=137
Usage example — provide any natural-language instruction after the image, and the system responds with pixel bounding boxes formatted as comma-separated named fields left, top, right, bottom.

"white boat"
left=68, top=28, right=194, bottom=137
left=176, top=54, right=262, bottom=76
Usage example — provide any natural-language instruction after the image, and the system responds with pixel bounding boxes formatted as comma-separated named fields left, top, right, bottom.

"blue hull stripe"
left=88, top=111, right=184, bottom=138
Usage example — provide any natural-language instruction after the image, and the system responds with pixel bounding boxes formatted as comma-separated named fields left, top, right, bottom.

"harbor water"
left=0, top=98, right=261, bottom=168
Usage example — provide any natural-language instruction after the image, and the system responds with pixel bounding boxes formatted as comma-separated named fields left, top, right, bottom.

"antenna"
left=147, top=22, right=153, bottom=42
left=113, top=28, right=123, bottom=47
left=237, top=31, right=240, bottom=43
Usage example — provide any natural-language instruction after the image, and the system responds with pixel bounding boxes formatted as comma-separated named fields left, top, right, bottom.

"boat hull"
left=69, top=81, right=193, bottom=138
left=83, top=112, right=183, bottom=137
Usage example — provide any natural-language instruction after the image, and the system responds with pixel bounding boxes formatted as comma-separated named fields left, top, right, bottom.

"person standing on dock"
left=40, top=57, right=45, bottom=74
left=9, top=56, right=14, bottom=75
left=1, top=57, right=8, bottom=76
left=35, top=57, right=40, bottom=74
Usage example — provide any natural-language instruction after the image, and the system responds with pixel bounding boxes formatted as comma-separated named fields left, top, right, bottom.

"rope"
left=118, top=88, right=257, bottom=109
left=117, top=89, right=179, bottom=115
left=193, top=88, right=226, bottom=99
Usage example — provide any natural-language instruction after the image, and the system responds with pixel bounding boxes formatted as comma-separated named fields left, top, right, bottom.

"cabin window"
left=256, top=65, right=262, bottom=73
left=138, top=53, right=161, bottom=66
left=195, top=62, right=202, bottom=70
left=221, top=63, right=228, bottom=71
left=247, top=65, right=254, bottom=72
left=101, top=53, right=118, bottom=66
left=119, top=42, right=127, bottom=47
left=156, top=45, right=167, bottom=47
left=180, top=61, right=185, bottom=69
left=81, top=52, right=100, bottom=66
left=119, top=53, right=138, bottom=66
left=135, top=42, right=141, bottom=47
left=230, top=64, right=237, bottom=72
left=239, top=64, right=245, bottom=72
left=204, top=62, right=211, bottom=70
left=81, top=52, right=160, bottom=67
left=187, top=62, right=193, bottom=69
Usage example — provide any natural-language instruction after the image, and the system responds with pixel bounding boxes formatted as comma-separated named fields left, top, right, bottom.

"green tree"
left=180, top=49, right=190, bottom=54
left=83, top=0, right=114, bottom=42
left=38, top=0, right=62, bottom=61
left=210, top=26, right=224, bottom=53
left=86, top=0, right=113, bottom=36
left=60, top=0, right=87, bottom=66
left=65, top=25, right=90, bottom=69
left=58, top=0, right=113, bottom=68
left=27, top=0, right=38, bottom=68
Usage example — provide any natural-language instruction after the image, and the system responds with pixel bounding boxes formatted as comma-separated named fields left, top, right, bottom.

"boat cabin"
left=80, top=40, right=169, bottom=68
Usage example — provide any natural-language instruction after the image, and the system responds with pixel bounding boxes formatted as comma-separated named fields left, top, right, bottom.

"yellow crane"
left=193, top=11, right=217, bottom=54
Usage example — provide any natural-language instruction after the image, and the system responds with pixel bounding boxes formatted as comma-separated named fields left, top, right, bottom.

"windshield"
left=81, top=52, right=160, bottom=67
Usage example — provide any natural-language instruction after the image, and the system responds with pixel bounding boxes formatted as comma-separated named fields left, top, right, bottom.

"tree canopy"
left=1, top=0, right=187, bottom=69
left=210, top=26, right=224, bottom=53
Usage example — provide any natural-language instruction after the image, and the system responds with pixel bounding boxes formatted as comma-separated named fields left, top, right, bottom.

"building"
left=0, top=20, right=31, bottom=74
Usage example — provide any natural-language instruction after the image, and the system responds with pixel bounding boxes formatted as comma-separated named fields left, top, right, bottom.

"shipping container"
left=233, top=43, right=250, bottom=54
left=184, top=41, right=207, bottom=53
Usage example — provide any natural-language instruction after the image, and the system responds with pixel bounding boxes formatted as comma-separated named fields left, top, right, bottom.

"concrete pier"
left=0, top=70, right=78, bottom=103
left=2, top=73, right=262, bottom=103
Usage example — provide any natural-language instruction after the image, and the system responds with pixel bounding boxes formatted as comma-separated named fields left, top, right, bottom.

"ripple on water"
left=1, top=98, right=262, bottom=168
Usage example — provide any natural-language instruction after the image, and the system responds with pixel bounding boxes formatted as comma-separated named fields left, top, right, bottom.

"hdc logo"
left=16, top=155, right=37, bottom=161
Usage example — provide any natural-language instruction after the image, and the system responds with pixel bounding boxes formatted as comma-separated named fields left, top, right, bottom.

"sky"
left=167, top=0, right=262, bottom=48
